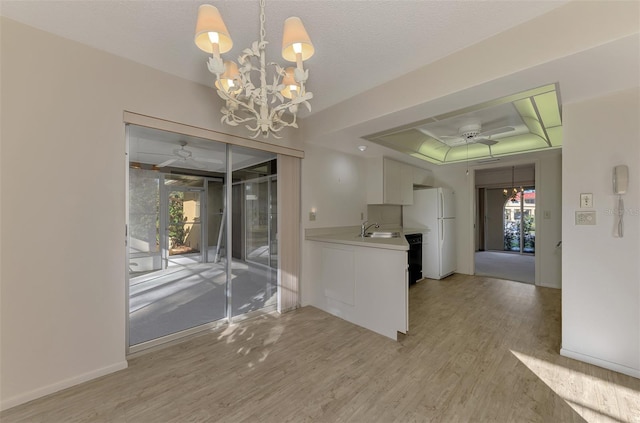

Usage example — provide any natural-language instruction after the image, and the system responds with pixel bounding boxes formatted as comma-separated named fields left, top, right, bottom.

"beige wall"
left=561, top=87, right=640, bottom=378
left=0, top=17, right=302, bottom=410
left=485, top=188, right=507, bottom=251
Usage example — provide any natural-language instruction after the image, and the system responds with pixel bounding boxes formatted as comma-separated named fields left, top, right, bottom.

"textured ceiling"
left=0, top=0, right=568, bottom=115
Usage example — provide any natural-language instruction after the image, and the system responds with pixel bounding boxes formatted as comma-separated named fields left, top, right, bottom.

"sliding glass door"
left=127, top=125, right=277, bottom=351
left=503, top=188, right=536, bottom=254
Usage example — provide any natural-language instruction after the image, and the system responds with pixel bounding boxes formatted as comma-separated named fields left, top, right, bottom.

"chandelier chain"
left=260, top=0, right=266, bottom=43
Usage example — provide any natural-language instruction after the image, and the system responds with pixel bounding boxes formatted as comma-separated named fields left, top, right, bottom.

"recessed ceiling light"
left=358, top=145, right=367, bottom=152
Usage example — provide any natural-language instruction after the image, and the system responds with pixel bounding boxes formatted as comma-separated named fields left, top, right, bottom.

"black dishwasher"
left=405, top=233, right=422, bottom=284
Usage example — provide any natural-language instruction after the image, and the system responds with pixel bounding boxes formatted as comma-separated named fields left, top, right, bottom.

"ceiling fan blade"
left=186, top=158, right=206, bottom=169
left=157, top=158, right=177, bottom=168
left=196, top=157, right=224, bottom=164
left=475, top=139, right=498, bottom=146
left=478, top=126, right=515, bottom=137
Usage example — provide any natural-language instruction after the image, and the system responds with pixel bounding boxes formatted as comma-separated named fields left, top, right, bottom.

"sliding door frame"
left=124, top=112, right=303, bottom=356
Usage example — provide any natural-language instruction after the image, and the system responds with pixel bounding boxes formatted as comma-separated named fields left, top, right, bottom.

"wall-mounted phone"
left=613, top=165, right=628, bottom=237
left=614, top=165, right=628, bottom=194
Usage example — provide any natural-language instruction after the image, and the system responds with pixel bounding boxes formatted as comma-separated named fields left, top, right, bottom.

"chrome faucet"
left=360, top=220, right=380, bottom=237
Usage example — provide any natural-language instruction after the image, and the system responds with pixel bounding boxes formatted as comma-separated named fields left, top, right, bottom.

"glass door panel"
left=245, top=180, right=269, bottom=266
left=229, top=146, right=278, bottom=317
left=166, top=189, right=203, bottom=266
left=207, top=179, right=226, bottom=264
left=127, top=124, right=229, bottom=349
left=503, top=188, right=535, bottom=253
left=128, top=168, right=161, bottom=277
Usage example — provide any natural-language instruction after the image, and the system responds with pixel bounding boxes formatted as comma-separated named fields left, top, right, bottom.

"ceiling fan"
left=156, top=141, right=223, bottom=169
left=439, top=122, right=515, bottom=146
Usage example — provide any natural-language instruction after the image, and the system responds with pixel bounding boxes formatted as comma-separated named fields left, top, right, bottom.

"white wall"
left=537, top=153, right=563, bottom=288
left=0, top=18, right=302, bottom=410
left=561, top=88, right=640, bottom=378
left=300, top=142, right=368, bottom=306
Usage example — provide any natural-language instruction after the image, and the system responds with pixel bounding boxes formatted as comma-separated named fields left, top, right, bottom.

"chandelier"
left=504, top=165, right=523, bottom=201
left=195, top=0, right=314, bottom=138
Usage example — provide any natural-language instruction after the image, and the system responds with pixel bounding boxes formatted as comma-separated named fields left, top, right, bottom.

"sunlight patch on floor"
left=511, top=350, right=639, bottom=423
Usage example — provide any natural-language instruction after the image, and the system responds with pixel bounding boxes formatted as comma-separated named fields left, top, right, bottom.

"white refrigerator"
left=403, top=187, right=456, bottom=280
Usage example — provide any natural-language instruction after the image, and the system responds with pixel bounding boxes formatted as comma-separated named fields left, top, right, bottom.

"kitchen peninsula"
left=305, top=227, right=425, bottom=340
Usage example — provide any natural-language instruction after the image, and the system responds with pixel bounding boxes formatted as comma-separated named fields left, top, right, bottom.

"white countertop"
left=305, top=226, right=428, bottom=251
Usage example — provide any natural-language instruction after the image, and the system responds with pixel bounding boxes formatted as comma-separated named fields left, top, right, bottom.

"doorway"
left=475, top=164, right=535, bottom=284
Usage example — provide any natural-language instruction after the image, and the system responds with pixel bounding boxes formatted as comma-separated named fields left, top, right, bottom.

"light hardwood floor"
left=3, top=274, right=639, bottom=422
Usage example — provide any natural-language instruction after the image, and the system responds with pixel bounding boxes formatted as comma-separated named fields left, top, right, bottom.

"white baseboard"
left=560, top=348, right=640, bottom=379
left=536, top=281, right=561, bottom=289
left=1, top=361, right=128, bottom=411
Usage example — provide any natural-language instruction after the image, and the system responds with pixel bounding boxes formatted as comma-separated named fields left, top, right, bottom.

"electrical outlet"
left=360, top=212, right=364, bottom=220
left=580, top=193, right=593, bottom=208
left=575, top=211, right=596, bottom=225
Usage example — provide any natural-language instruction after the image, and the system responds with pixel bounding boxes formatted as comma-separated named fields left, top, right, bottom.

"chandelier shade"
left=194, top=4, right=233, bottom=55
left=280, top=67, right=300, bottom=99
left=214, top=60, right=241, bottom=93
left=281, top=17, right=315, bottom=62
left=195, top=0, right=314, bottom=138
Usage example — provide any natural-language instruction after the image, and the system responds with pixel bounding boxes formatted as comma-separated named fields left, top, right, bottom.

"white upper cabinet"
left=367, top=157, right=428, bottom=205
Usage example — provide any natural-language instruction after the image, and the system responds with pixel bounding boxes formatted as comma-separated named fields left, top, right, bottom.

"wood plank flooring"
left=2, top=274, right=639, bottom=422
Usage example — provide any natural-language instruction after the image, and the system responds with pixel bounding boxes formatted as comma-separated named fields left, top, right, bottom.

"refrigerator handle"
left=440, top=191, right=444, bottom=218
left=441, top=219, right=444, bottom=241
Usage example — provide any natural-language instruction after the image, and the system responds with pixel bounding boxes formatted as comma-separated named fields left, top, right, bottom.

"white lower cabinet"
left=307, top=241, right=408, bottom=340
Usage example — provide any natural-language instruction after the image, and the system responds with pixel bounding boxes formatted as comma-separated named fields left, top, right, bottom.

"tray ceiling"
left=362, top=84, right=562, bottom=165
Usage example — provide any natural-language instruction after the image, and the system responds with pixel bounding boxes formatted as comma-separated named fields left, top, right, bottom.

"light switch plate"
left=580, top=193, right=593, bottom=208
left=575, top=211, right=596, bottom=225
left=309, top=211, right=316, bottom=221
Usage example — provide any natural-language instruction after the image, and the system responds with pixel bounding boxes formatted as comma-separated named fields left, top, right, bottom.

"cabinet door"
left=401, top=164, right=414, bottom=205
left=383, top=158, right=402, bottom=204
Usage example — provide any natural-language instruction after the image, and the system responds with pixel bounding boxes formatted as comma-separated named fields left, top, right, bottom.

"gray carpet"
left=475, top=251, right=535, bottom=284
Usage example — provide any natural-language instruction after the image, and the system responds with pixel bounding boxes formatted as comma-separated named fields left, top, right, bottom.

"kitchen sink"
left=362, top=231, right=401, bottom=238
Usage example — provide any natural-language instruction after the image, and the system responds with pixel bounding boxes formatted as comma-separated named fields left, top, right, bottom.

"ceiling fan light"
left=195, top=5, right=233, bottom=54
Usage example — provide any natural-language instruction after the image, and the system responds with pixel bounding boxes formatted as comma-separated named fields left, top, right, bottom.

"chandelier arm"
left=218, top=93, right=261, bottom=122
